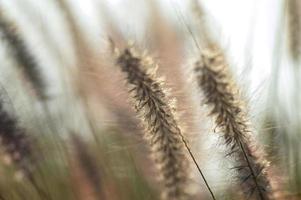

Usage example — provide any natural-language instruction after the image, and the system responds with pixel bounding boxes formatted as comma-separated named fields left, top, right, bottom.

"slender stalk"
left=179, top=133, right=216, bottom=200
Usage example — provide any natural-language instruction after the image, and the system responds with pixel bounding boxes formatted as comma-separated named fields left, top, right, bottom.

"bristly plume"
left=0, top=98, right=33, bottom=179
left=195, top=45, right=274, bottom=200
left=116, top=47, right=190, bottom=200
left=287, top=0, right=301, bottom=63
left=0, top=11, right=47, bottom=100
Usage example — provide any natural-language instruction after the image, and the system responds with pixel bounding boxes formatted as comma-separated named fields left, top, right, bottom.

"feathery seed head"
left=0, top=101, right=34, bottom=178
left=0, top=11, right=47, bottom=100
left=117, top=47, right=190, bottom=200
left=195, top=46, right=274, bottom=200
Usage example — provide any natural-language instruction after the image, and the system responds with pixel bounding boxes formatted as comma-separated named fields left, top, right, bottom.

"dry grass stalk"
left=287, top=0, right=301, bottom=63
left=70, top=133, right=105, bottom=200
left=195, top=45, right=274, bottom=200
left=0, top=11, right=46, bottom=100
left=116, top=47, right=190, bottom=200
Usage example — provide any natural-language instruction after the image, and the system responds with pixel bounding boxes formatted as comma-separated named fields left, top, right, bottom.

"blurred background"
left=0, top=0, right=299, bottom=199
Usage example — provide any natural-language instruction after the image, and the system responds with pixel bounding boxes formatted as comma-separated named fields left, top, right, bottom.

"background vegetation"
left=0, top=0, right=299, bottom=199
